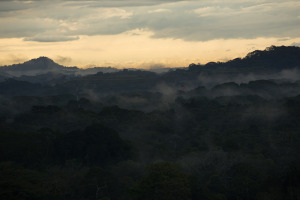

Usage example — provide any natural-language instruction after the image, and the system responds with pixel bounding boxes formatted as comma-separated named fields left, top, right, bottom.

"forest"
left=0, top=46, right=300, bottom=200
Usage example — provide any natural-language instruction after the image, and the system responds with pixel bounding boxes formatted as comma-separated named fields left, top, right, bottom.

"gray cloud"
left=0, top=0, right=299, bottom=42
left=24, top=35, right=79, bottom=42
left=54, top=56, right=72, bottom=65
left=0, top=18, right=55, bottom=38
left=4, top=54, right=28, bottom=64
left=292, top=42, right=300, bottom=47
left=0, top=1, right=31, bottom=12
left=278, top=38, right=291, bottom=41
left=143, top=1, right=300, bottom=41
left=59, top=0, right=186, bottom=8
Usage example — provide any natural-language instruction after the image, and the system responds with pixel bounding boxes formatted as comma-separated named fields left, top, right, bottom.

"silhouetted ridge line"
left=0, top=45, right=299, bottom=78
left=187, top=45, right=300, bottom=72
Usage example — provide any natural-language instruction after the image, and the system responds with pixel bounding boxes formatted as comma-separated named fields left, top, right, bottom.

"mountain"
left=11, top=57, right=64, bottom=70
left=187, top=45, right=300, bottom=73
left=0, top=45, right=300, bottom=94
left=0, top=57, right=120, bottom=77
left=163, top=45, right=300, bottom=87
left=0, top=57, right=77, bottom=77
left=1, top=45, right=299, bottom=78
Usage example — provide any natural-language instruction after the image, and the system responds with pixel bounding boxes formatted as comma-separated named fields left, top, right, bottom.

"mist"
left=0, top=46, right=300, bottom=200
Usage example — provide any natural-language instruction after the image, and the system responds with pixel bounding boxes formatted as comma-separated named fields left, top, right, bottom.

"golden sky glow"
left=0, top=0, right=300, bottom=68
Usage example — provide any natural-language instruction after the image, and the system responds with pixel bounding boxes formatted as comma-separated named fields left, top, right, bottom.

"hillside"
left=0, top=45, right=299, bottom=200
left=188, top=45, right=300, bottom=72
left=0, top=57, right=120, bottom=77
left=0, top=45, right=299, bottom=96
left=1, top=45, right=300, bottom=78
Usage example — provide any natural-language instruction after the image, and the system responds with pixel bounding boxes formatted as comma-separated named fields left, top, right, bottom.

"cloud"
left=4, top=54, right=28, bottom=64
left=0, top=0, right=300, bottom=42
left=277, top=38, right=290, bottom=41
left=137, top=62, right=166, bottom=70
left=148, top=9, right=172, bottom=14
left=95, top=8, right=133, bottom=19
left=145, top=1, right=300, bottom=41
left=68, top=0, right=185, bottom=8
left=0, top=17, right=58, bottom=38
left=24, top=35, right=79, bottom=42
left=0, top=1, right=29, bottom=12
left=54, top=56, right=72, bottom=65
left=291, top=42, right=300, bottom=47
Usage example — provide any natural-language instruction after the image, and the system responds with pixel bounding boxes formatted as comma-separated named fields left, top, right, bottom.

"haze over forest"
left=0, top=45, right=300, bottom=200
left=1, top=0, right=300, bottom=200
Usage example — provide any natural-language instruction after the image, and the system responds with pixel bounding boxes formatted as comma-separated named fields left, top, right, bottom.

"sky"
left=0, top=0, right=300, bottom=69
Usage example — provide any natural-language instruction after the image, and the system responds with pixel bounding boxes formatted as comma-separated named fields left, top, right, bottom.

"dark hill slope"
left=0, top=46, right=300, bottom=96
left=187, top=45, right=300, bottom=73
left=0, top=57, right=77, bottom=76
left=163, top=45, right=300, bottom=86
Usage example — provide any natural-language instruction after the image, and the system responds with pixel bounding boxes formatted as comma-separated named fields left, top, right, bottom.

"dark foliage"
left=0, top=46, right=300, bottom=199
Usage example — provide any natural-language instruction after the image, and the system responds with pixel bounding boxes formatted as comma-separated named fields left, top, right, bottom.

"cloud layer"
left=1, top=0, right=300, bottom=42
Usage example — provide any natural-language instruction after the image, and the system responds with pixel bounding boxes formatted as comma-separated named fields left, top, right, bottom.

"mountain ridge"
left=187, top=45, right=300, bottom=72
left=0, top=45, right=300, bottom=78
left=0, top=56, right=119, bottom=77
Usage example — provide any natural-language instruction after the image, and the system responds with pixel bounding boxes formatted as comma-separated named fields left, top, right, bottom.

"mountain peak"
left=25, top=56, right=56, bottom=66
left=0, top=56, right=67, bottom=76
left=35, top=56, right=54, bottom=62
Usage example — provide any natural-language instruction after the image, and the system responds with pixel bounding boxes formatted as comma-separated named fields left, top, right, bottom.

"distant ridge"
left=236, top=45, right=300, bottom=69
left=0, top=56, right=76, bottom=77
left=0, top=45, right=299, bottom=95
left=187, top=45, right=300, bottom=72
left=4, top=56, right=67, bottom=70
left=0, top=56, right=118, bottom=77
left=23, top=56, right=58, bottom=66
left=1, top=45, right=300, bottom=78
